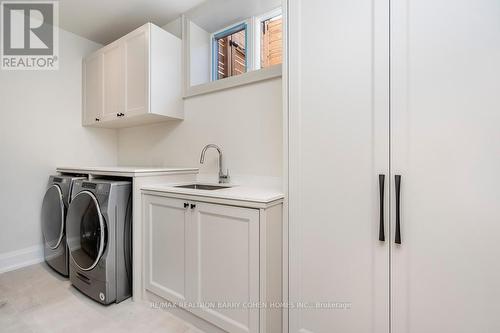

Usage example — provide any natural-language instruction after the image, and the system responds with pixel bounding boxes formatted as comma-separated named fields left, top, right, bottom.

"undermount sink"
left=174, top=184, right=231, bottom=190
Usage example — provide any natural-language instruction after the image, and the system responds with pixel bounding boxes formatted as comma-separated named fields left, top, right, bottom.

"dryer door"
left=66, top=191, right=106, bottom=271
left=41, top=185, right=65, bottom=250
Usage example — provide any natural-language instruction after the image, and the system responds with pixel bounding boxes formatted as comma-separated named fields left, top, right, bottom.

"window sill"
left=183, top=64, right=282, bottom=99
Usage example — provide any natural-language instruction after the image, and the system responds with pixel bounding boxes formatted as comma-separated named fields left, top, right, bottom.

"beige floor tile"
left=0, top=263, right=207, bottom=333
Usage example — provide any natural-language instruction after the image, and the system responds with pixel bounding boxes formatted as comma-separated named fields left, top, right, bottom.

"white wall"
left=189, top=21, right=211, bottom=86
left=0, top=21, right=282, bottom=272
left=163, top=17, right=182, bottom=38
left=0, top=29, right=118, bottom=266
left=118, top=77, right=283, bottom=187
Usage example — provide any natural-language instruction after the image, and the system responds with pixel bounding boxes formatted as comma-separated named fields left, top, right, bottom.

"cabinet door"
left=288, top=0, right=390, bottom=332
left=390, top=0, right=500, bottom=332
left=190, top=202, right=260, bottom=333
left=144, top=195, right=191, bottom=304
left=124, top=25, right=149, bottom=118
left=82, top=52, right=102, bottom=125
left=102, top=43, right=125, bottom=121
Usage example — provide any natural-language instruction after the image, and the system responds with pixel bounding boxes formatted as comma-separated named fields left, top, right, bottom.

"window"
left=212, top=23, right=248, bottom=81
left=207, top=8, right=283, bottom=84
left=186, top=7, right=283, bottom=96
left=260, top=14, right=283, bottom=68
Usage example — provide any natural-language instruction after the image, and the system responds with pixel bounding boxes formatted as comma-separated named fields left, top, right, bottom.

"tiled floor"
left=0, top=263, right=205, bottom=333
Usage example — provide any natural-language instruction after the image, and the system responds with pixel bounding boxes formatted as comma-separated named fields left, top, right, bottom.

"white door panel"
left=288, top=0, right=390, bottom=332
left=190, top=202, right=259, bottom=333
left=82, top=53, right=102, bottom=125
left=391, top=0, right=500, bottom=332
left=125, top=26, right=149, bottom=117
left=102, top=43, right=125, bottom=121
left=144, top=196, right=190, bottom=304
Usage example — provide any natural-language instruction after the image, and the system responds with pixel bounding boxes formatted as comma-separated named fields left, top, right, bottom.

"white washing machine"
left=41, top=175, right=85, bottom=277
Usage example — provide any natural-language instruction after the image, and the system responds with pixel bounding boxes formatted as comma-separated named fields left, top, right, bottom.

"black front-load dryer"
left=41, top=175, right=85, bottom=276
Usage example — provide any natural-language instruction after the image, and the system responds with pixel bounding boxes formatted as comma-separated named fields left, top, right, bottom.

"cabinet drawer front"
left=190, top=203, right=260, bottom=333
left=144, top=195, right=189, bottom=304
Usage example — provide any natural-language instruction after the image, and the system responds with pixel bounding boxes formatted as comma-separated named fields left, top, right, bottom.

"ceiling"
left=187, top=0, right=282, bottom=33
left=58, top=0, right=206, bottom=44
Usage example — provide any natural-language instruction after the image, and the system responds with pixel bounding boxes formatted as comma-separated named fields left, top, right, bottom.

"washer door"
left=66, top=191, right=106, bottom=271
left=41, top=185, right=65, bottom=250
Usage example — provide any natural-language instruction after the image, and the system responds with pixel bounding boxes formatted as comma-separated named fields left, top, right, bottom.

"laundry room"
left=1, top=0, right=283, bottom=331
left=2, top=0, right=500, bottom=333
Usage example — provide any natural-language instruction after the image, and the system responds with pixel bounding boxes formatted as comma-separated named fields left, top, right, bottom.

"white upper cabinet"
left=102, top=43, right=125, bottom=122
left=82, top=52, right=102, bottom=125
left=124, top=27, right=148, bottom=118
left=82, top=23, right=183, bottom=128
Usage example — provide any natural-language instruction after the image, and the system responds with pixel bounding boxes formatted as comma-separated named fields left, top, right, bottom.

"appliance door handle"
left=395, top=175, right=402, bottom=244
left=378, top=174, right=385, bottom=241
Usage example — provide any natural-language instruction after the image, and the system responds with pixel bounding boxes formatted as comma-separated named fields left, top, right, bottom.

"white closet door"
left=288, top=0, right=390, bottom=332
left=390, top=0, right=500, bottom=332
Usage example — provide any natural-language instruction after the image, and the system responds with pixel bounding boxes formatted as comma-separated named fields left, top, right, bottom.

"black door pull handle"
left=190, top=204, right=196, bottom=209
left=378, top=174, right=385, bottom=242
left=184, top=203, right=189, bottom=208
left=395, top=175, right=402, bottom=244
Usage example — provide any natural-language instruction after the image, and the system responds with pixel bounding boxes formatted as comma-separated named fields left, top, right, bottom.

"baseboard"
left=145, top=290, right=227, bottom=333
left=0, top=245, right=44, bottom=274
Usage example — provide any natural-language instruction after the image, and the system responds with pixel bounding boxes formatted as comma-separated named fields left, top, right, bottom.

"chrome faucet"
left=199, top=144, right=230, bottom=184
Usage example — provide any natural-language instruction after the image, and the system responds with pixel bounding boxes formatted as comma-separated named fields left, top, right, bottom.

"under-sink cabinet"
left=142, top=193, right=283, bottom=333
left=83, top=23, right=183, bottom=128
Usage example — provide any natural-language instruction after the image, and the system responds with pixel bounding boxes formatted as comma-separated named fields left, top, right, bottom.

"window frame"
left=182, top=10, right=283, bottom=99
left=254, top=7, right=283, bottom=70
left=210, top=21, right=251, bottom=82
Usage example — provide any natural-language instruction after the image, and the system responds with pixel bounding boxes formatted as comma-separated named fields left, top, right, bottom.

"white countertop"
left=57, top=166, right=199, bottom=177
left=142, top=182, right=284, bottom=208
